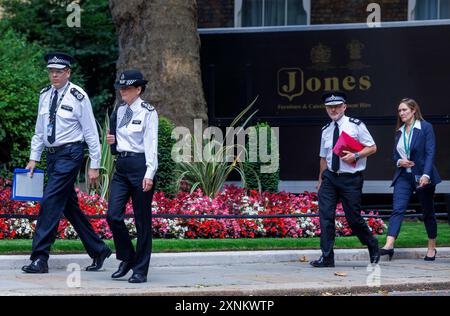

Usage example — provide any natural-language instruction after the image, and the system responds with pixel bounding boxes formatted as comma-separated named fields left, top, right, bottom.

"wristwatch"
left=354, top=152, right=360, bottom=162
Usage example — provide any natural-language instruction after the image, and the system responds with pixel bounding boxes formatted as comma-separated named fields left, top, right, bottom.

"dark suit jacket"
left=392, top=120, right=441, bottom=187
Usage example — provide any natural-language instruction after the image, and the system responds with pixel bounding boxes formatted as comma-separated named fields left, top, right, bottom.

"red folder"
left=332, top=131, right=364, bottom=166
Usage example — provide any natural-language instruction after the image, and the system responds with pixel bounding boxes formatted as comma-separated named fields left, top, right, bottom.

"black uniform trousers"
left=31, top=143, right=109, bottom=261
left=318, top=169, right=378, bottom=258
left=107, top=154, right=155, bottom=276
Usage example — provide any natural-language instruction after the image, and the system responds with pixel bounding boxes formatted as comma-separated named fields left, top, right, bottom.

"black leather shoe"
left=379, top=248, right=395, bottom=261
left=424, top=249, right=437, bottom=261
left=128, top=273, right=147, bottom=283
left=310, top=256, right=335, bottom=268
left=85, top=248, right=112, bottom=271
left=368, top=241, right=380, bottom=264
left=22, top=259, right=48, bottom=274
left=111, top=261, right=133, bottom=279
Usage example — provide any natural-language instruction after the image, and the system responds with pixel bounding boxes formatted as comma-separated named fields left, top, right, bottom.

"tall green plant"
left=175, top=98, right=260, bottom=198
left=84, top=111, right=115, bottom=200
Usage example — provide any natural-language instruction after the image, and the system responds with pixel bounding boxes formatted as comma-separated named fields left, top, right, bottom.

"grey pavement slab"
left=0, top=249, right=450, bottom=296
left=2, top=247, right=449, bottom=270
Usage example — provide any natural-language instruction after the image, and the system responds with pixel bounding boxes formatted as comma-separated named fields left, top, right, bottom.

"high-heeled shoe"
left=379, top=248, right=394, bottom=261
left=424, top=249, right=437, bottom=261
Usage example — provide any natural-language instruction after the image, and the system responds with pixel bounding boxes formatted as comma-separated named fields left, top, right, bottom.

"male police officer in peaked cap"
left=106, top=69, right=158, bottom=283
left=310, top=92, right=380, bottom=267
left=22, top=52, right=112, bottom=273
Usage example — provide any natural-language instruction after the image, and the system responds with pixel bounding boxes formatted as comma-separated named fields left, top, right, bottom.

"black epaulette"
left=70, top=87, right=85, bottom=102
left=141, top=102, right=155, bottom=111
left=40, top=86, right=51, bottom=94
left=322, top=122, right=331, bottom=130
left=349, top=117, right=361, bottom=125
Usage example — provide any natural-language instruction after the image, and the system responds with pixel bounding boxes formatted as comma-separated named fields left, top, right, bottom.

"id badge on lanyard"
left=47, top=123, right=54, bottom=137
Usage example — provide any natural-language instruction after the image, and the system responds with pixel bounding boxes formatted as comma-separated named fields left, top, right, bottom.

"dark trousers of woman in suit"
left=389, top=169, right=437, bottom=240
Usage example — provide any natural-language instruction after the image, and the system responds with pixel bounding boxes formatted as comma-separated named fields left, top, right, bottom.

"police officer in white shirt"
left=106, top=70, right=158, bottom=283
left=22, top=52, right=112, bottom=274
left=310, top=92, right=380, bottom=268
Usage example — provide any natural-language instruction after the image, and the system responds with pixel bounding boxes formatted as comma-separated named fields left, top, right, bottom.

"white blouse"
left=396, top=120, right=421, bottom=173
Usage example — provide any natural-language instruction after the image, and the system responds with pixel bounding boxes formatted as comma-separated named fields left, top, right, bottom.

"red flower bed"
left=0, top=177, right=386, bottom=239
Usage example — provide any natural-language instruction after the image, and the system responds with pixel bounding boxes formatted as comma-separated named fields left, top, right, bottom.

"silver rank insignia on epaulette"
left=40, top=86, right=51, bottom=94
left=349, top=117, right=361, bottom=125
left=322, top=122, right=331, bottom=130
left=141, top=102, right=154, bottom=111
left=70, top=88, right=85, bottom=101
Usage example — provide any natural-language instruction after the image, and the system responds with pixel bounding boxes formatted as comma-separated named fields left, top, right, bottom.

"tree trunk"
left=109, top=0, right=207, bottom=129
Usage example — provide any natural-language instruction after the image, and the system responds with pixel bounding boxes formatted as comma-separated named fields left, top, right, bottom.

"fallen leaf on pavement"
left=299, top=256, right=308, bottom=262
left=334, top=272, right=348, bottom=277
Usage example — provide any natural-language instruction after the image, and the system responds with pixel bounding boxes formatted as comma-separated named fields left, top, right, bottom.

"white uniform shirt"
left=30, top=81, right=101, bottom=169
left=320, top=115, right=375, bottom=173
left=116, top=97, right=158, bottom=180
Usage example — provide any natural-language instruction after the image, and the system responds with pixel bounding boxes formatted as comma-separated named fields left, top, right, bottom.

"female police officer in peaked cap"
left=106, top=70, right=158, bottom=283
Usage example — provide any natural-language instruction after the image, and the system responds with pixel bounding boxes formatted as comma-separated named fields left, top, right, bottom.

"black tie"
left=47, top=89, right=58, bottom=144
left=332, top=121, right=340, bottom=172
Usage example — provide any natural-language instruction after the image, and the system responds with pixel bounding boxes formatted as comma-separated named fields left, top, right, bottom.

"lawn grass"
left=1, top=221, right=449, bottom=255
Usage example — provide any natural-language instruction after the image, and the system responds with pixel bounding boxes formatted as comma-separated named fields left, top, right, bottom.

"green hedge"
left=0, top=0, right=118, bottom=122
left=156, top=116, right=177, bottom=194
left=243, top=122, right=280, bottom=193
left=0, top=24, right=48, bottom=175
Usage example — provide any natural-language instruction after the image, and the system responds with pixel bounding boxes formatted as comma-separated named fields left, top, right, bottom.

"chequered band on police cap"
left=119, top=79, right=138, bottom=85
left=325, top=94, right=345, bottom=105
left=48, top=56, right=70, bottom=65
left=326, top=95, right=343, bottom=102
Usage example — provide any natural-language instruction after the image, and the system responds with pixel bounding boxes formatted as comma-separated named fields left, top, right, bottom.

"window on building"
left=235, top=0, right=310, bottom=27
left=409, top=0, right=450, bottom=20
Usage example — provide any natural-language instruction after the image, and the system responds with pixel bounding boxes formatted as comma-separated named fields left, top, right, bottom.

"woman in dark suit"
left=379, top=98, right=441, bottom=261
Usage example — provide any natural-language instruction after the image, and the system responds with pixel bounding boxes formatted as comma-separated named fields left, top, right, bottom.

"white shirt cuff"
left=89, top=160, right=101, bottom=169
left=423, top=174, right=430, bottom=180
left=145, top=167, right=156, bottom=180
left=396, top=159, right=402, bottom=167
left=30, top=152, right=42, bottom=162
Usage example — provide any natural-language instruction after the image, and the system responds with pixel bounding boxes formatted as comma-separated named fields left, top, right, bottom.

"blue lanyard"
left=403, top=119, right=415, bottom=158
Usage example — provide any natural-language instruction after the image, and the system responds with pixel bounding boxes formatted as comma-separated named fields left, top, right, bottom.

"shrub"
left=243, top=122, right=280, bottom=193
left=0, top=0, right=118, bottom=122
left=0, top=24, right=48, bottom=174
left=155, top=116, right=177, bottom=194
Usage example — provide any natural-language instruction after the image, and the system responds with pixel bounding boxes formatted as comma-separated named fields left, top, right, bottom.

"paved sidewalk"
left=1, top=248, right=450, bottom=296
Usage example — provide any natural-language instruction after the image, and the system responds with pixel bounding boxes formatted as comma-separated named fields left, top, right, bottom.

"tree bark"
left=109, top=0, right=207, bottom=129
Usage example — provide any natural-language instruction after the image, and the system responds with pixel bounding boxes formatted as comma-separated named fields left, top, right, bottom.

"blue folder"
left=11, top=168, right=44, bottom=201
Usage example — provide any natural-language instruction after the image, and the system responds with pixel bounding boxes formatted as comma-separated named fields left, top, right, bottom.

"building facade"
left=198, top=0, right=450, bottom=28
left=197, top=0, right=450, bottom=193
